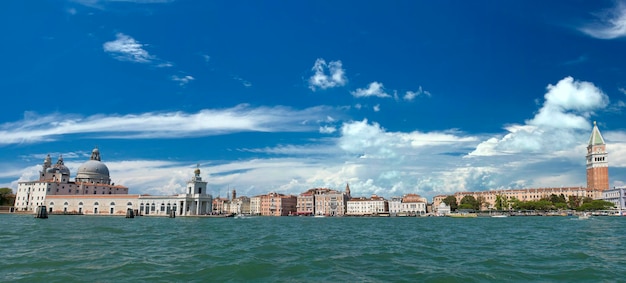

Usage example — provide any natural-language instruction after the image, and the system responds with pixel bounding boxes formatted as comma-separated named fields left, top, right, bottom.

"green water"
left=1, top=214, right=625, bottom=282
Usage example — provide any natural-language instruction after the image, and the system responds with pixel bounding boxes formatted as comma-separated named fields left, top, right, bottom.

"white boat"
left=313, top=215, right=326, bottom=218
left=578, top=213, right=590, bottom=220
left=491, top=214, right=508, bottom=218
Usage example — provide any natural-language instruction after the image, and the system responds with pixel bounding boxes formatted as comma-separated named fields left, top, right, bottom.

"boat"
left=313, top=214, right=326, bottom=218
left=491, top=214, right=508, bottom=218
left=578, top=213, right=590, bottom=220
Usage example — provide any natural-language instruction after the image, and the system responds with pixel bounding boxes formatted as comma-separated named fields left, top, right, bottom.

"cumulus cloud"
left=339, top=119, right=477, bottom=159
left=0, top=105, right=337, bottom=145
left=351, top=82, right=390, bottom=98
left=580, top=3, right=626, bottom=39
left=308, top=58, right=347, bottom=91
left=469, top=76, right=609, bottom=157
left=103, top=33, right=154, bottom=63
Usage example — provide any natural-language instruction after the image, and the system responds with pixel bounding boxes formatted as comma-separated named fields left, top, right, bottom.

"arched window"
left=49, top=202, right=55, bottom=205
left=64, top=202, right=69, bottom=205
left=127, top=202, right=132, bottom=206
left=110, top=202, right=115, bottom=205
left=79, top=202, right=83, bottom=205
left=94, top=202, right=99, bottom=206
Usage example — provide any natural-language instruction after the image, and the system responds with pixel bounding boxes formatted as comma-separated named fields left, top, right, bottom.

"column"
left=196, top=200, right=200, bottom=216
left=183, top=200, right=187, bottom=216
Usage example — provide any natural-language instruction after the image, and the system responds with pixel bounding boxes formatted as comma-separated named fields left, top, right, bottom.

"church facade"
left=14, top=148, right=212, bottom=216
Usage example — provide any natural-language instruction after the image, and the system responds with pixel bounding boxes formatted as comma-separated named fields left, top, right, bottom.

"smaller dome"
left=51, top=164, right=70, bottom=175
left=194, top=168, right=201, bottom=175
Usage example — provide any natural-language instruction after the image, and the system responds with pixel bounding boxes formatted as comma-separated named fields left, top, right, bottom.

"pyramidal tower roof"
left=588, top=121, right=605, bottom=146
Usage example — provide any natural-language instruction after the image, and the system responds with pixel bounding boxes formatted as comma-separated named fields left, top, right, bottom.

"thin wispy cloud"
left=580, top=3, right=626, bottom=39
left=72, top=0, right=174, bottom=9
left=0, top=105, right=337, bottom=145
left=351, top=82, right=390, bottom=98
left=103, top=33, right=154, bottom=63
left=233, top=76, right=252, bottom=87
left=308, top=58, right=347, bottom=91
left=171, top=75, right=195, bottom=86
left=403, top=86, right=432, bottom=101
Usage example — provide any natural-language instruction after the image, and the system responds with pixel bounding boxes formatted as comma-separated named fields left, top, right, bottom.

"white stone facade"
left=346, top=196, right=388, bottom=216
left=14, top=148, right=212, bottom=216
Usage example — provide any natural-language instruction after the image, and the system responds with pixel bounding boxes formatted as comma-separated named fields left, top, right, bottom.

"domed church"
left=75, top=148, right=111, bottom=185
left=14, top=147, right=213, bottom=216
left=14, top=147, right=129, bottom=212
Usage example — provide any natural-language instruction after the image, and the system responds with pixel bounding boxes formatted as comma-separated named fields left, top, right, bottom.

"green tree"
left=577, top=200, right=615, bottom=211
left=494, top=194, right=509, bottom=211
left=476, top=196, right=486, bottom=211
left=0, top=188, right=14, bottom=205
left=442, top=195, right=458, bottom=212
left=568, top=195, right=582, bottom=209
left=460, top=195, right=479, bottom=211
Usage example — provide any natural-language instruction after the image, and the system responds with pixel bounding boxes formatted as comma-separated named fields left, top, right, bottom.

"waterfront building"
left=212, top=197, right=229, bottom=214
left=229, top=194, right=251, bottom=215
left=346, top=194, right=388, bottom=216
left=249, top=196, right=261, bottom=215
left=14, top=148, right=129, bottom=212
left=432, top=122, right=608, bottom=210
left=435, top=202, right=451, bottom=216
left=14, top=147, right=212, bottom=216
left=259, top=192, right=297, bottom=216
left=601, top=187, right=626, bottom=211
left=389, top=194, right=427, bottom=216
left=296, top=190, right=315, bottom=216
left=432, top=187, right=600, bottom=211
left=296, top=185, right=350, bottom=216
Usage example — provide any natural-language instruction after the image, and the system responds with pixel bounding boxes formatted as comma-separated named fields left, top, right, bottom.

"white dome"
left=76, top=160, right=111, bottom=184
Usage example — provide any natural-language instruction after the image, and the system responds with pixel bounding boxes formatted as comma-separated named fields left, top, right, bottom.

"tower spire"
left=586, top=121, right=608, bottom=190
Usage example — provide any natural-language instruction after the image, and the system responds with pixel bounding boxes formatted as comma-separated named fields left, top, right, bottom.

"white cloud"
left=528, top=76, right=608, bottom=129
left=351, top=82, right=390, bottom=98
left=202, top=54, right=211, bottom=63
left=308, top=58, right=347, bottom=91
left=319, top=126, right=337, bottom=134
left=171, top=75, right=194, bottom=86
left=580, top=3, right=626, bottom=39
left=72, top=0, right=174, bottom=9
left=233, top=76, right=252, bottom=87
left=470, top=76, right=609, bottom=157
left=0, top=105, right=337, bottom=145
left=103, top=33, right=154, bottom=63
left=339, top=119, right=477, bottom=159
left=373, top=104, right=380, bottom=112
left=403, top=86, right=432, bottom=101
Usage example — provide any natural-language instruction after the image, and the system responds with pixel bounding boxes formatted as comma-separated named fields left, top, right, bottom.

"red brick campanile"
left=586, top=121, right=609, bottom=190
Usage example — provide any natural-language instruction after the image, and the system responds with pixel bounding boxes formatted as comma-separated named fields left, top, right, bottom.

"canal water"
left=1, top=214, right=624, bottom=282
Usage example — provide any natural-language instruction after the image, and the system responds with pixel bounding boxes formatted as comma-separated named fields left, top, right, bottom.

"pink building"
left=260, top=192, right=297, bottom=216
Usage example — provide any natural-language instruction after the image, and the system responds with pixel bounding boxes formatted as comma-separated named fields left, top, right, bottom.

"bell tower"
left=586, top=121, right=609, bottom=190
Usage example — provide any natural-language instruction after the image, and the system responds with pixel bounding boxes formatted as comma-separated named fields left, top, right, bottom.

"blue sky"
left=2, top=0, right=626, bottom=201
